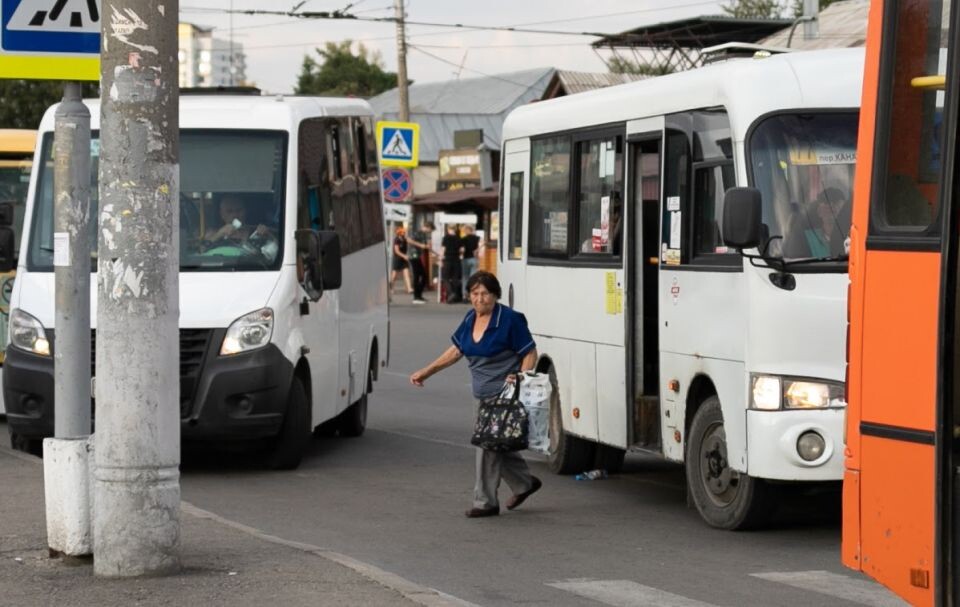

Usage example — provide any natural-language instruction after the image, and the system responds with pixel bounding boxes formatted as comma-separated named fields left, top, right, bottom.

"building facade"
left=178, top=23, right=247, bottom=88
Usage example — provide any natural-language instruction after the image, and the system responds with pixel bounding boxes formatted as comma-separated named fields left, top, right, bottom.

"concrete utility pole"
left=94, top=0, right=181, bottom=577
left=803, top=0, right=820, bottom=41
left=44, top=81, right=93, bottom=558
left=394, top=0, right=410, bottom=122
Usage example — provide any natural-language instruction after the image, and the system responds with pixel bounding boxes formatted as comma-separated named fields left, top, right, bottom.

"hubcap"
left=698, top=422, right=740, bottom=507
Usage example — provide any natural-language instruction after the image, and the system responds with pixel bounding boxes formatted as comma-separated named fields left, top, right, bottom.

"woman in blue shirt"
left=410, top=271, right=542, bottom=518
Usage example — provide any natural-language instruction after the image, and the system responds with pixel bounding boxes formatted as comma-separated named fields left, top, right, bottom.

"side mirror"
left=0, top=226, right=15, bottom=273
left=722, top=187, right=763, bottom=250
left=295, top=229, right=322, bottom=301
left=316, top=230, right=342, bottom=290
left=0, top=202, right=14, bottom=227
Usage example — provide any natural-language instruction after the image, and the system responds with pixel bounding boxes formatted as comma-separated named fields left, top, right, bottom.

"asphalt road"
left=174, top=301, right=904, bottom=607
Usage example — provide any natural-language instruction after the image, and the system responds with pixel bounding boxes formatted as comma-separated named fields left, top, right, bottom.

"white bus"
left=3, top=93, right=388, bottom=469
left=499, top=48, right=862, bottom=528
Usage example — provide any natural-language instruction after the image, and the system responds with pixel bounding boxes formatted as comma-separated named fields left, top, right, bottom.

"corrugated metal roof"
left=551, top=71, right=647, bottom=96
left=369, top=67, right=554, bottom=116
left=761, top=0, right=869, bottom=49
left=370, top=68, right=554, bottom=161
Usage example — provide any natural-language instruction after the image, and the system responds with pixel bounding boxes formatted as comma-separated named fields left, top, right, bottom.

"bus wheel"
left=594, top=444, right=626, bottom=474
left=268, top=378, right=310, bottom=470
left=686, top=396, right=771, bottom=529
left=339, top=364, right=372, bottom=438
left=546, top=368, right=595, bottom=475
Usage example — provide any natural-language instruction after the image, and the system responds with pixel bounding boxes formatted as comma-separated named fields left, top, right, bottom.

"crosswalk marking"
left=750, top=571, right=909, bottom=606
left=546, top=579, right=719, bottom=607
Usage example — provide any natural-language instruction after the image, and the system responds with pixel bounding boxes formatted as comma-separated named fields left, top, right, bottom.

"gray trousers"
left=474, top=448, right=534, bottom=509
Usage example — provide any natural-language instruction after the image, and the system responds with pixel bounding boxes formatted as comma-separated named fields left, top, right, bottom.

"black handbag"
left=471, top=375, right=529, bottom=452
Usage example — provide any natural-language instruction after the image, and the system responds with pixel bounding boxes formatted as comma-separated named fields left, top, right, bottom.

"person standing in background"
left=460, top=224, right=482, bottom=300
left=390, top=226, right=413, bottom=294
left=407, top=222, right=434, bottom=304
left=441, top=224, right=464, bottom=303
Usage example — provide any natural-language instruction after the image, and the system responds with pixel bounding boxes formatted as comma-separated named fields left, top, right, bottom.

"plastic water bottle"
left=574, top=469, right=608, bottom=481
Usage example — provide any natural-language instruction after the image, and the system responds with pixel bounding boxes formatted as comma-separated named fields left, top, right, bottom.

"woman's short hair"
left=466, top=270, right=501, bottom=298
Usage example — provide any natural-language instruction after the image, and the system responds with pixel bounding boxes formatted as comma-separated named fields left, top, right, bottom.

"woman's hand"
left=410, top=368, right=429, bottom=387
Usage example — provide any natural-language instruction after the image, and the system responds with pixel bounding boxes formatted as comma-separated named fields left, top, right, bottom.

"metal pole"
left=394, top=0, right=410, bottom=122
left=94, top=0, right=181, bottom=577
left=44, top=81, right=94, bottom=558
left=53, top=81, right=91, bottom=439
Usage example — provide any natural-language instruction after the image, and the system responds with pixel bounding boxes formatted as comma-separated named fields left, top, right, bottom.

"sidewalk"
left=0, top=445, right=459, bottom=607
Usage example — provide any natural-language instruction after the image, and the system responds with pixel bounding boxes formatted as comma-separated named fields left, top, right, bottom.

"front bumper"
left=746, top=407, right=846, bottom=481
left=3, top=330, right=295, bottom=442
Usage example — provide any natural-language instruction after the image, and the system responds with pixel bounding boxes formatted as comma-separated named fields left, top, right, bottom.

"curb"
left=0, top=443, right=477, bottom=607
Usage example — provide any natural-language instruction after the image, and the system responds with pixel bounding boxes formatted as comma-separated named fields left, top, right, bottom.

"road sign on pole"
left=381, top=167, right=412, bottom=202
left=377, top=120, right=419, bottom=168
left=0, top=0, right=101, bottom=80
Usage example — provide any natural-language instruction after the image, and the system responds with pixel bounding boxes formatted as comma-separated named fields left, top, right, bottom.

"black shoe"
left=506, top=476, right=542, bottom=510
left=465, top=506, right=499, bottom=518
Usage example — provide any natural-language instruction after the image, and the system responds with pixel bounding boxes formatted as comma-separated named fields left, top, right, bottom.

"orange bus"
left=842, top=0, right=956, bottom=605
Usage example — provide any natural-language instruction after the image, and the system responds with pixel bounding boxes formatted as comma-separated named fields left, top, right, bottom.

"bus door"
left=626, top=118, right=664, bottom=449
left=501, top=139, right=529, bottom=310
left=844, top=0, right=956, bottom=604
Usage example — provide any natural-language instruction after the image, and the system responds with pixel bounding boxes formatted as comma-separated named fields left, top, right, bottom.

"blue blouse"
left=451, top=303, right=536, bottom=398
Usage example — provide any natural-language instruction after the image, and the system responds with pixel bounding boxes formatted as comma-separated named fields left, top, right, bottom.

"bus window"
left=748, top=113, right=858, bottom=261
left=575, top=134, right=623, bottom=257
left=508, top=171, right=524, bottom=259
left=529, top=136, right=571, bottom=257
left=693, top=161, right=735, bottom=258
left=872, top=0, right=951, bottom=233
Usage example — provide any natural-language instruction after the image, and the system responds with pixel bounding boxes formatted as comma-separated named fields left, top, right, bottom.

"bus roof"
left=502, top=48, right=864, bottom=143
left=36, top=95, right=375, bottom=133
left=0, top=129, right=37, bottom=154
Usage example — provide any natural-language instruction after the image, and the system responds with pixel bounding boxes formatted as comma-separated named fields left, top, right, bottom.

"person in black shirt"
left=460, top=224, right=482, bottom=300
left=407, top=222, right=434, bottom=303
left=441, top=224, right=464, bottom=303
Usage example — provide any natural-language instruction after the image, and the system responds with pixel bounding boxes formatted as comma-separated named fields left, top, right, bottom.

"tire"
left=545, top=367, right=596, bottom=475
left=685, top=396, right=773, bottom=530
left=594, top=444, right=626, bottom=474
left=268, top=378, right=311, bottom=470
left=10, top=433, right=42, bottom=457
left=338, top=393, right=367, bottom=438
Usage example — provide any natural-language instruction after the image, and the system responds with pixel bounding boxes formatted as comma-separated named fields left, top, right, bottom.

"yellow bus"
left=0, top=129, right=36, bottom=411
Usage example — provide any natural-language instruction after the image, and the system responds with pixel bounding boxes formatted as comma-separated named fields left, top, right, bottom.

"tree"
left=0, top=80, right=99, bottom=129
left=721, top=0, right=838, bottom=19
left=607, top=57, right=674, bottom=77
left=295, top=41, right=397, bottom=98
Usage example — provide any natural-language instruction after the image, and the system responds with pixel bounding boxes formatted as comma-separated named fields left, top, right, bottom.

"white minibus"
left=499, top=48, right=862, bottom=528
left=4, top=93, right=388, bottom=469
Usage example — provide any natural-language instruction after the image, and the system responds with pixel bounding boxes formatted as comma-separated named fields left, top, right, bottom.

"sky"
left=178, top=0, right=730, bottom=94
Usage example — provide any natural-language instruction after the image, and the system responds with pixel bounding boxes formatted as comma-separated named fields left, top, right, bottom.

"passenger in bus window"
left=802, top=187, right=849, bottom=258
left=409, top=271, right=542, bottom=518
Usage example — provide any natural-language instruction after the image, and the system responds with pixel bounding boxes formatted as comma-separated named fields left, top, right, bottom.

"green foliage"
left=295, top=41, right=398, bottom=97
left=607, top=57, right=673, bottom=77
left=0, top=80, right=99, bottom=130
left=721, top=0, right=838, bottom=19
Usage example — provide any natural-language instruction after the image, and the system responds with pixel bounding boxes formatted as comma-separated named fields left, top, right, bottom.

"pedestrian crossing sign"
left=0, top=0, right=100, bottom=81
left=377, top=121, right=419, bottom=168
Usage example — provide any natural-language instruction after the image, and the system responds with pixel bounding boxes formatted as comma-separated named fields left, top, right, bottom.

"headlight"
left=220, top=308, right=273, bottom=356
left=784, top=380, right=845, bottom=409
left=750, top=374, right=846, bottom=410
left=9, top=309, right=50, bottom=357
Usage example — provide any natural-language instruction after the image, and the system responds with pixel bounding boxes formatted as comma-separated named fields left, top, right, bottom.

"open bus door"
left=843, top=0, right=958, bottom=604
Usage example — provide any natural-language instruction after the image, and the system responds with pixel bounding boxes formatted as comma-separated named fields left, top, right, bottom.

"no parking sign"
left=381, top=167, right=412, bottom=202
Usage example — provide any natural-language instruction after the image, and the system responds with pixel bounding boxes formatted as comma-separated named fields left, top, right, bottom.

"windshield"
left=748, top=112, right=858, bottom=264
left=0, top=154, right=31, bottom=253
left=28, top=130, right=286, bottom=272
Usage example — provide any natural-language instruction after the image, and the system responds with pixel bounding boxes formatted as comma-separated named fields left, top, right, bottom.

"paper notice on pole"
left=669, top=211, right=682, bottom=249
left=54, top=232, right=70, bottom=267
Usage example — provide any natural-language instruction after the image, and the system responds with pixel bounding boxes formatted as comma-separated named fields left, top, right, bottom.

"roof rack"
left=180, top=86, right=262, bottom=96
left=700, top=42, right=792, bottom=64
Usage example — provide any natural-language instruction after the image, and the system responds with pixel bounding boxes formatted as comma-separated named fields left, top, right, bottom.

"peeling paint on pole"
left=93, top=0, right=180, bottom=577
